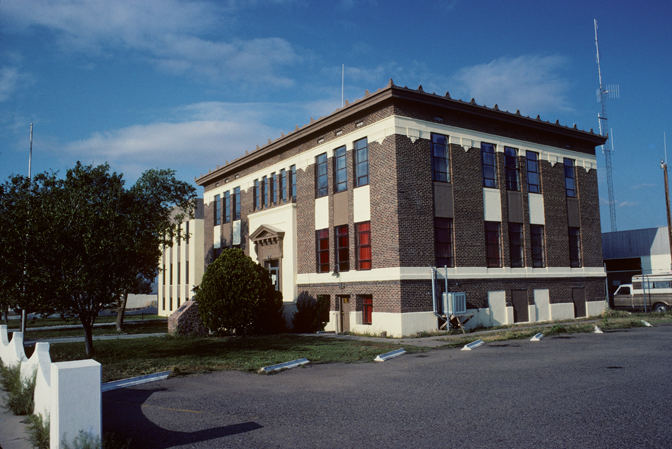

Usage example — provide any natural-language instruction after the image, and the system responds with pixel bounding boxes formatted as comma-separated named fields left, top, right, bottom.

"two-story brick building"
left=195, top=81, right=608, bottom=336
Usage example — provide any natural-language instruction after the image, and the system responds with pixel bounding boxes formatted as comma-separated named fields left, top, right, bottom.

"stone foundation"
left=168, top=300, right=208, bottom=336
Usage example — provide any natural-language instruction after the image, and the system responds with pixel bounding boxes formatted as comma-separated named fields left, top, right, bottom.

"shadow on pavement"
left=103, top=387, right=262, bottom=449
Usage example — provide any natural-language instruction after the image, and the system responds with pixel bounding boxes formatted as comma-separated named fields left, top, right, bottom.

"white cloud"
left=451, top=55, right=573, bottom=116
left=3, top=0, right=301, bottom=86
left=0, top=58, right=33, bottom=102
left=61, top=100, right=333, bottom=180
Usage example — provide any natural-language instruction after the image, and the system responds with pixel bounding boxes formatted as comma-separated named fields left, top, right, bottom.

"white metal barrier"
left=0, top=325, right=101, bottom=449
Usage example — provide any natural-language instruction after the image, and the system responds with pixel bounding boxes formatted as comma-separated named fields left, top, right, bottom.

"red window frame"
left=316, top=229, right=329, bottom=273
left=361, top=295, right=372, bottom=325
left=356, top=221, right=372, bottom=270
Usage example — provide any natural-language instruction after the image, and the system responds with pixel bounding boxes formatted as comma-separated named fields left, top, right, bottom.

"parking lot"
left=103, top=325, right=672, bottom=448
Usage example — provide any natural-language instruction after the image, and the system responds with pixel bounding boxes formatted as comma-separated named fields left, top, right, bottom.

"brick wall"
left=452, top=144, right=486, bottom=266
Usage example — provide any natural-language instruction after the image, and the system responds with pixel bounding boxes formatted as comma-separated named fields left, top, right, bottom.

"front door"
left=572, top=287, right=586, bottom=318
left=338, top=295, right=350, bottom=332
left=512, top=290, right=528, bottom=323
left=265, top=259, right=280, bottom=291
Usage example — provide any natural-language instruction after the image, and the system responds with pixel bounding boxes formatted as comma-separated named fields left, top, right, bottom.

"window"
left=569, top=227, right=581, bottom=267
left=186, top=261, right=189, bottom=285
left=316, top=153, right=328, bottom=197
left=435, top=218, right=454, bottom=267
left=432, top=133, right=450, bottom=182
left=356, top=222, right=372, bottom=270
left=162, top=264, right=166, bottom=285
left=335, top=225, right=349, bottom=272
left=481, top=143, right=497, bottom=188
left=485, top=222, right=501, bottom=267
left=290, top=165, right=297, bottom=200
left=530, top=225, right=545, bottom=268
left=316, top=229, right=329, bottom=273
left=526, top=151, right=541, bottom=193
left=224, top=191, right=230, bottom=223
left=214, top=195, right=221, bottom=225
left=186, top=221, right=190, bottom=244
left=262, top=175, right=268, bottom=206
left=253, top=179, right=260, bottom=210
left=334, top=146, right=347, bottom=192
left=504, top=147, right=520, bottom=191
left=170, top=263, right=173, bottom=284
left=233, top=187, right=241, bottom=220
left=177, top=262, right=181, bottom=283
left=280, top=169, right=287, bottom=202
left=354, top=137, right=369, bottom=187
left=361, top=295, right=373, bottom=325
left=509, top=223, right=524, bottom=267
left=177, top=223, right=181, bottom=247
left=564, top=158, right=576, bottom=197
left=270, top=172, right=277, bottom=204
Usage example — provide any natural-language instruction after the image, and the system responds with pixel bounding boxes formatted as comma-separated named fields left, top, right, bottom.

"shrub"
left=292, top=292, right=330, bottom=333
left=194, top=248, right=285, bottom=335
left=26, top=414, right=50, bottom=449
left=0, top=360, right=36, bottom=415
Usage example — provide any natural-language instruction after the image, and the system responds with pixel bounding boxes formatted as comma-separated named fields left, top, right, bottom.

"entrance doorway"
left=572, top=288, right=586, bottom=318
left=338, top=295, right=350, bottom=332
left=265, top=259, right=280, bottom=291
left=512, top=290, right=529, bottom=323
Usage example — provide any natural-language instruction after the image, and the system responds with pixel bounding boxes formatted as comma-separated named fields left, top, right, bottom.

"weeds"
left=0, top=360, right=36, bottom=415
left=26, top=414, right=50, bottom=449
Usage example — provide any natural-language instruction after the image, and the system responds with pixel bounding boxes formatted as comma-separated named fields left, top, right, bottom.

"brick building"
left=195, top=81, right=608, bottom=336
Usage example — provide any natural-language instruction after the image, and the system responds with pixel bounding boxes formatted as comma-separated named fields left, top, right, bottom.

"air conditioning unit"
left=442, top=292, right=467, bottom=315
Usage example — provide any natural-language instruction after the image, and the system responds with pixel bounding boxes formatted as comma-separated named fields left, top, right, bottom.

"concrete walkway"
left=0, top=390, right=32, bottom=449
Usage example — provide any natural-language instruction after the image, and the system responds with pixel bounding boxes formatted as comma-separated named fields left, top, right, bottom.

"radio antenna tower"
left=595, top=19, right=620, bottom=232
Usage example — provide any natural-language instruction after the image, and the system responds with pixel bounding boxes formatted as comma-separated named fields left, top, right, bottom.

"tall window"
left=334, top=146, right=347, bottom=192
left=262, top=175, right=268, bottom=206
left=290, top=165, right=297, bottom=200
left=356, top=221, right=372, bottom=270
left=224, top=191, right=230, bottom=223
left=186, top=261, right=189, bottom=284
left=316, top=229, right=329, bottom=273
left=509, top=223, right=524, bottom=267
left=214, top=195, right=221, bottom=225
left=233, top=187, right=241, bottom=220
left=564, top=158, right=576, bottom=197
left=432, top=133, right=449, bottom=182
left=253, top=179, right=260, bottom=210
left=504, top=147, right=520, bottom=191
left=186, top=221, right=190, bottom=244
left=569, top=227, right=581, bottom=267
left=270, top=172, right=277, bottom=204
left=526, top=151, right=541, bottom=193
left=485, top=222, right=501, bottom=267
left=530, top=225, right=545, bottom=268
left=360, top=295, right=373, bottom=325
left=354, top=137, right=369, bottom=187
left=280, top=169, right=287, bottom=202
left=335, top=225, right=349, bottom=272
left=435, top=218, right=454, bottom=267
left=316, top=153, right=328, bottom=197
left=481, top=143, right=497, bottom=188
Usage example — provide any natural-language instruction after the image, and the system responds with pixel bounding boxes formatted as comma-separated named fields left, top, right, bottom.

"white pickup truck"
left=613, top=274, right=672, bottom=312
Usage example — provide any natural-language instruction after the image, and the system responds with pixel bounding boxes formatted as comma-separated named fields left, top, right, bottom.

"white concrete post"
left=50, top=360, right=102, bottom=449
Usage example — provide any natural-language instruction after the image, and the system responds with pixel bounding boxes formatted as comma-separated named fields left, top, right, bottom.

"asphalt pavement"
left=101, top=325, right=672, bottom=449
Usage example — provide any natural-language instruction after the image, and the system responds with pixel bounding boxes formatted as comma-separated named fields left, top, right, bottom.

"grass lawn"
left=47, top=334, right=421, bottom=383
left=4, top=314, right=164, bottom=330
left=434, top=310, right=672, bottom=348
left=21, top=320, right=168, bottom=341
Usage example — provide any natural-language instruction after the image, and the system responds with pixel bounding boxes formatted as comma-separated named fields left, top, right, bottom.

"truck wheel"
left=653, top=303, right=669, bottom=313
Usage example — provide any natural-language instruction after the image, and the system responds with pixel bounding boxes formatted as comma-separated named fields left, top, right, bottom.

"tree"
left=0, top=162, right=196, bottom=357
left=194, top=248, right=285, bottom=335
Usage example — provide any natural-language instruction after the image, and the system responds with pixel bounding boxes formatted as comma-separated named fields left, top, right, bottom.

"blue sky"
left=1, top=0, right=671, bottom=232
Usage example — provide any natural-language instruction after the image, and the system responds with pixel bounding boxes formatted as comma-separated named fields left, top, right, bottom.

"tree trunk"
left=116, top=289, right=128, bottom=332
left=83, top=321, right=95, bottom=358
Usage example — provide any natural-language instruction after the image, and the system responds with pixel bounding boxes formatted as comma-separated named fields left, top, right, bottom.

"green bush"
left=292, top=292, right=330, bottom=333
left=195, top=248, right=285, bottom=335
left=0, top=359, right=36, bottom=415
left=26, top=413, right=50, bottom=449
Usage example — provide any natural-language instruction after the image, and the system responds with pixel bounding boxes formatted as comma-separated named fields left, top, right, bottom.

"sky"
left=1, top=0, right=671, bottom=233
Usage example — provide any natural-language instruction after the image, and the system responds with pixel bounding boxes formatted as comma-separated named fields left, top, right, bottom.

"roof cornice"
left=196, top=82, right=607, bottom=186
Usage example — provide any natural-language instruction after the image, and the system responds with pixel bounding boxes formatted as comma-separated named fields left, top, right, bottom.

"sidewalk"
left=0, top=390, right=32, bottom=449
